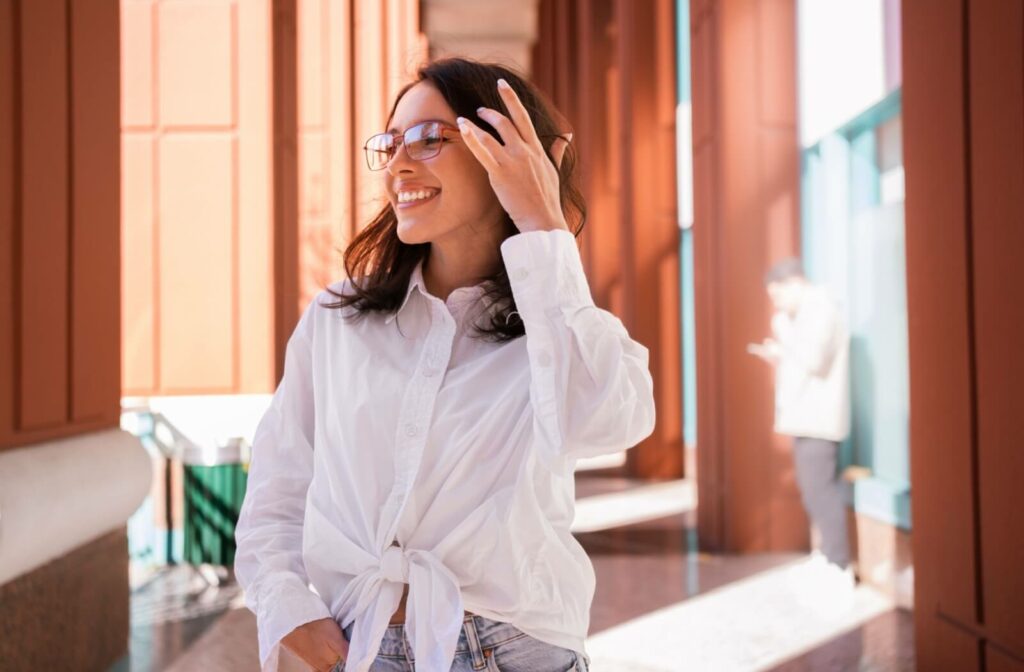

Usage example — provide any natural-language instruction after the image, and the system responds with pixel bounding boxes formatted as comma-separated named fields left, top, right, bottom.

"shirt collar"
left=384, top=259, right=502, bottom=326
left=384, top=259, right=427, bottom=325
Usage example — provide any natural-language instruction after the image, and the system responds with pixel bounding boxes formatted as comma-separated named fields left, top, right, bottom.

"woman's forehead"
left=388, top=82, right=455, bottom=133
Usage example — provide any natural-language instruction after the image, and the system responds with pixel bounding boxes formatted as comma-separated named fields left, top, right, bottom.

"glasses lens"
left=405, top=122, right=444, bottom=161
left=365, top=133, right=394, bottom=170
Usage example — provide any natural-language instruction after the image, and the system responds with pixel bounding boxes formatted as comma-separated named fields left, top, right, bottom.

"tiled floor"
left=767, top=609, right=916, bottom=672
left=114, top=469, right=915, bottom=671
left=112, top=564, right=248, bottom=672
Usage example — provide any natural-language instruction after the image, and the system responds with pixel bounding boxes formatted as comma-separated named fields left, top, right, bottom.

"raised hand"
left=455, top=78, right=572, bottom=234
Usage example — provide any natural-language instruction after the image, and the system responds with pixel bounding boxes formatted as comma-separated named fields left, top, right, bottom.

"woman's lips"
left=397, top=191, right=440, bottom=210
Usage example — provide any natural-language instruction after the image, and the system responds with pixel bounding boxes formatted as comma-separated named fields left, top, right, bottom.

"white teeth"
left=397, top=189, right=439, bottom=204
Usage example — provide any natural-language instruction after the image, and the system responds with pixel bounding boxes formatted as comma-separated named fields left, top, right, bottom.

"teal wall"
left=677, top=0, right=910, bottom=531
left=800, top=90, right=911, bottom=530
left=676, top=0, right=697, bottom=448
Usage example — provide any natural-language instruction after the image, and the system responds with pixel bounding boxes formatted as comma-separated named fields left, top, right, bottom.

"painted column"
left=690, top=0, right=806, bottom=551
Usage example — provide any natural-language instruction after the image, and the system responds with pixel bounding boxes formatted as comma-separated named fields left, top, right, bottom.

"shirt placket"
left=377, top=299, right=456, bottom=548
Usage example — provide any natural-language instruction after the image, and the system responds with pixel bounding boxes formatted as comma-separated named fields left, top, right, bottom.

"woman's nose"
left=386, top=142, right=416, bottom=175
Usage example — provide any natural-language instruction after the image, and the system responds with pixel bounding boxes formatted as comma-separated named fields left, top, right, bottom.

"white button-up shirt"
left=235, top=229, right=656, bottom=672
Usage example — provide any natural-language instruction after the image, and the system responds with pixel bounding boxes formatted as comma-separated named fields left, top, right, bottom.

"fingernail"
left=497, top=78, right=510, bottom=89
left=456, top=116, right=467, bottom=125
left=476, top=107, right=487, bottom=114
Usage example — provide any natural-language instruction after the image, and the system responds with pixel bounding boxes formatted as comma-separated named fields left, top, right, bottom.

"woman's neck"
left=422, top=248, right=499, bottom=302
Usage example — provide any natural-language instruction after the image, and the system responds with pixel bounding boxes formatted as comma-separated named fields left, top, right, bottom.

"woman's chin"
left=396, top=218, right=436, bottom=245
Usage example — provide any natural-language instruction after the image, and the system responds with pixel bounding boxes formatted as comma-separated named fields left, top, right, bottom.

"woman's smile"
left=396, top=187, right=442, bottom=209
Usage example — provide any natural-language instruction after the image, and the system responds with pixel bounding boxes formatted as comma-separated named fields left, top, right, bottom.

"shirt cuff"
left=257, top=576, right=333, bottom=669
left=499, top=229, right=595, bottom=320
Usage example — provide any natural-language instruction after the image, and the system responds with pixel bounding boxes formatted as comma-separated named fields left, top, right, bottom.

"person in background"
left=748, top=258, right=855, bottom=591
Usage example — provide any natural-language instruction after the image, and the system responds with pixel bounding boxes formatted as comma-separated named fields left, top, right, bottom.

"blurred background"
left=0, top=0, right=1021, bottom=670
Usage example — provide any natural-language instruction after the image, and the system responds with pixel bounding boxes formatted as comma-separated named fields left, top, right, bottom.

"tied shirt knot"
left=380, top=544, right=409, bottom=584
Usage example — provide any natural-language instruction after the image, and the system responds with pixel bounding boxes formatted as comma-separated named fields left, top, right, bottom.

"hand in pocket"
left=280, top=617, right=349, bottom=672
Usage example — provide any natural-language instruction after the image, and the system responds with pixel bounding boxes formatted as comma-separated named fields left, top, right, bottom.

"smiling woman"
left=234, top=56, right=656, bottom=672
left=324, top=57, right=583, bottom=341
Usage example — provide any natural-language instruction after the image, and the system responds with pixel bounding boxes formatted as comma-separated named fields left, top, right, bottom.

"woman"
left=235, top=57, right=656, bottom=672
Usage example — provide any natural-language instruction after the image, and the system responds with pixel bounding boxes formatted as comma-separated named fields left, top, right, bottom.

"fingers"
left=456, top=116, right=501, bottom=171
left=315, top=636, right=347, bottom=672
left=320, top=617, right=350, bottom=654
left=281, top=618, right=349, bottom=672
left=490, top=80, right=572, bottom=170
left=475, top=106, right=523, bottom=147
left=319, top=650, right=345, bottom=672
left=496, top=78, right=543, bottom=150
left=306, top=642, right=345, bottom=672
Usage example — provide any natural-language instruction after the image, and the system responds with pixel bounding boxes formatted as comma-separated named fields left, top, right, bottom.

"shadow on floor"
left=114, top=469, right=915, bottom=671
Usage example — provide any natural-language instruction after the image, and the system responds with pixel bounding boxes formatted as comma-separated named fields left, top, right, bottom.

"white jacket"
left=772, top=286, right=850, bottom=442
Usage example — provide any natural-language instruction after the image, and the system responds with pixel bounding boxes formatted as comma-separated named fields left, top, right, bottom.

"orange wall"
left=0, top=0, right=121, bottom=451
left=690, top=0, right=807, bottom=552
left=120, top=0, right=275, bottom=396
left=903, top=0, right=1024, bottom=667
left=296, top=0, right=426, bottom=310
left=533, top=0, right=683, bottom=479
left=120, top=0, right=425, bottom=396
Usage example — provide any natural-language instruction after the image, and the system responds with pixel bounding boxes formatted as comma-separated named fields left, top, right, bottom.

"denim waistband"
left=343, top=614, right=529, bottom=662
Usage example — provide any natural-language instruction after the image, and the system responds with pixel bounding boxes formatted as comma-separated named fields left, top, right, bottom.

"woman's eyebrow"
left=386, top=118, right=452, bottom=134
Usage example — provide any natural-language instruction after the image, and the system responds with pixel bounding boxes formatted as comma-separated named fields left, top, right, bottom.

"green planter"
left=183, top=463, right=249, bottom=566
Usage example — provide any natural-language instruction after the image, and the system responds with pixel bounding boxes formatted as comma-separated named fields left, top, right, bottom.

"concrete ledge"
left=0, top=527, right=130, bottom=671
left=0, top=428, right=151, bottom=586
left=853, top=475, right=912, bottom=531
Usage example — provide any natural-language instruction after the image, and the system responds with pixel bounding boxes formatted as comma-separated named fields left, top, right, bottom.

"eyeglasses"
left=363, top=120, right=574, bottom=171
left=363, top=121, right=462, bottom=171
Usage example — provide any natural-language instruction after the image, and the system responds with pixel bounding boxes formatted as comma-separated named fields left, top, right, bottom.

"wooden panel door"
left=904, top=0, right=1024, bottom=666
left=969, top=0, right=1024, bottom=659
left=120, top=0, right=273, bottom=395
left=0, top=0, right=121, bottom=451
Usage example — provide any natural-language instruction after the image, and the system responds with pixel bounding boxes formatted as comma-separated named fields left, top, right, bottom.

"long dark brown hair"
left=322, top=57, right=586, bottom=341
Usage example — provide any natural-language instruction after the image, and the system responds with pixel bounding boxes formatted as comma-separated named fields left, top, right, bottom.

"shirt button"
left=537, top=351, right=552, bottom=367
left=514, top=268, right=529, bottom=281
left=404, top=423, right=418, bottom=437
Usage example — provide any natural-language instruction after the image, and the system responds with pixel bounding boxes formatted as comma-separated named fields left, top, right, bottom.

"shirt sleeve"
left=234, top=294, right=333, bottom=669
left=500, top=228, right=657, bottom=472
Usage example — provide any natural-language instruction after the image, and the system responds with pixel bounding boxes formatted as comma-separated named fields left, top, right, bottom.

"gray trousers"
left=792, top=436, right=851, bottom=568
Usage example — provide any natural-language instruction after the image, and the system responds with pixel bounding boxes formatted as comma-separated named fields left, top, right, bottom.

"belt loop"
left=463, top=615, right=487, bottom=670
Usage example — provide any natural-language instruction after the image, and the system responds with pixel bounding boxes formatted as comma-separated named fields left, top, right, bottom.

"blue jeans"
left=333, top=614, right=589, bottom=672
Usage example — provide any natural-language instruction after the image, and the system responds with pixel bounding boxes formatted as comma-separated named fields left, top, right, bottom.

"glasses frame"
left=362, top=121, right=463, bottom=171
left=363, top=120, right=575, bottom=172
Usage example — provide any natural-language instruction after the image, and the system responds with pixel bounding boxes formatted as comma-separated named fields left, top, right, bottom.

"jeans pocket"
left=487, top=637, right=578, bottom=672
